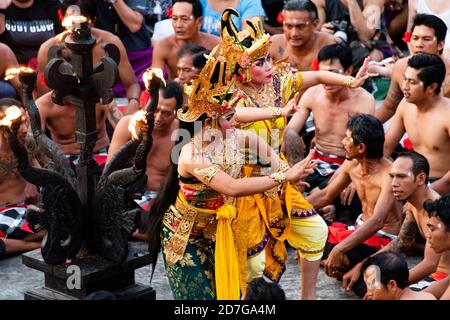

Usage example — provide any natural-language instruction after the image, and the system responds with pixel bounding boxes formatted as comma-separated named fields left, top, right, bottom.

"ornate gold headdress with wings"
left=176, top=8, right=270, bottom=122
left=220, top=8, right=271, bottom=80
left=177, top=44, right=239, bottom=122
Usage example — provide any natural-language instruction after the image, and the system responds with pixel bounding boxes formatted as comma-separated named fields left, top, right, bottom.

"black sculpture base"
left=22, top=241, right=155, bottom=300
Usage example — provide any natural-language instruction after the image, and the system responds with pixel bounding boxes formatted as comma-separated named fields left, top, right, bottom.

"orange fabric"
left=430, top=271, right=448, bottom=282
left=140, top=90, right=150, bottom=108
left=327, top=222, right=392, bottom=250
left=403, top=137, right=413, bottom=151
left=232, top=166, right=267, bottom=293
left=311, top=57, right=320, bottom=71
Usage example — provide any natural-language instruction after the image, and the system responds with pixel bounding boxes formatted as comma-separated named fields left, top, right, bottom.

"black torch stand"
left=18, top=18, right=155, bottom=300
left=23, top=242, right=155, bottom=300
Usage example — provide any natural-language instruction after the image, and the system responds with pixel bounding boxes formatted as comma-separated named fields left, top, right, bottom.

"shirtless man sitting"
left=269, top=0, right=335, bottom=72
left=36, top=0, right=141, bottom=115
left=0, top=98, right=42, bottom=259
left=361, top=251, right=436, bottom=300
left=307, top=114, right=403, bottom=281
left=151, top=0, right=219, bottom=80
left=287, top=44, right=375, bottom=191
left=107, top=81, right=183, bottom=240
left=384, top=53, right=450, bottom=186
left=35, top=90, right=122, bottom=171
left=376, top=14, right=450, bottom=123
left=424, top=194, right=450, bottom=300
left=343, top=152, right=450, bottom=296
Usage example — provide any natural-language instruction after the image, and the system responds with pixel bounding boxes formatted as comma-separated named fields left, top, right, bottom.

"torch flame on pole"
left=58, top=5, right=87, bottom=41
left=128, top=110, right=148, bottom=141
left=143, top=68, right=166, bottom=91
left=0, top=106, right=22, bottom=128
left=56, top=14, right=88, bottom=43
left=62, top=5, right=86, bottom=29
left=62, top=15, right=88, bottom=29
left=4, top=67, right=35, bottom=81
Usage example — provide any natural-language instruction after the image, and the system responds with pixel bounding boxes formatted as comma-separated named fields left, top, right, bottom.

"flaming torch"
left=143, top=68, right=165, bottom=91
left=128, top=110, right=148, bottom=141
left=4, top=66, right=35, bottom=81
left=0, top=105, right=22, bottom=133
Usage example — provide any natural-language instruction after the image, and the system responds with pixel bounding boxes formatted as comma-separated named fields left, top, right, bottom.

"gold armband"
left=344, top=76, right=355, bottom=87
left=268, top=106, right=282, bottom=120
left=193, top=165, right=221, bottom=185
left=278, top=160, right=290, bottom=173
left=269, top=171, right=286, bottom=184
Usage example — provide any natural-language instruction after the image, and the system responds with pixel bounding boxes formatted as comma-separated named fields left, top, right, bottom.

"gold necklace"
left=191, top=130, right=242, bottom=177
left=240, top=82, right=277, bottom=110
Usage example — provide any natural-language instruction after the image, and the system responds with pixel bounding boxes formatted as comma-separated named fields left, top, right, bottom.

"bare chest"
left=403, top=112, right=449, bottom=152
left=167, top=49, right=179, bottom=79
left=286, top=50, right=317, bottom=72
left=0, top=156, right=20, bottom=182
left=350, top=170, right=383, bottom=209
left=147, top=136, right=174, bottom=172
left=314, top=101, right=354, bottom=134
left=48, top=106, right=105, bottom=138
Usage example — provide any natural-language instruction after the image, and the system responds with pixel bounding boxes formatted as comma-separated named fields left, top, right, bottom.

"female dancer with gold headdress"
left=214, top=8, right=375, bottom=300
left=146, top=47, right=316, bottom=300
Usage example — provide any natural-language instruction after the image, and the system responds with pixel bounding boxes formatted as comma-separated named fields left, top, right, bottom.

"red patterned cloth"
left=0, top=204, right=33, bottom=238
left=430, top=271, right=448, bottom=282
left=327, top=214, right=396, bottom=250
left=311, top=148, right=345, bottom=176
left=311, top=57, right=320, bottom=71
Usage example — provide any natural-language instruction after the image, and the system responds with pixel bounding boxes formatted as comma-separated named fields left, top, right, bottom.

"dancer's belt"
left=164, top=196, right=217, bottom=266
left=164, top=194, right=240, bottom=299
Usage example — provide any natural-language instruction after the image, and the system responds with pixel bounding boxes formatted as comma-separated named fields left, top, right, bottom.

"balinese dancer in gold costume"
left=214, top=8, right=375, bottom=300
left=146, top=44, right=317, bottom=300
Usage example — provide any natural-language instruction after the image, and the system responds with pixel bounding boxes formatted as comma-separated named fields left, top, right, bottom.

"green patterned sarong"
left=162, top=223, right=216, bottom=300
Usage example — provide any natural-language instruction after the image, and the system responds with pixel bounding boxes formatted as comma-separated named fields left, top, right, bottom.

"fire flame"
left=0, top=106, right=22, bottom=128
left=56, top=14, right=88, bottom=42
left=143, top=68, right=166, bottom=91
left=128, top=110, right=148, bottom=141
left=61, top=15, right=88, bottom=29
left=4, top=67, right=35, bottom=81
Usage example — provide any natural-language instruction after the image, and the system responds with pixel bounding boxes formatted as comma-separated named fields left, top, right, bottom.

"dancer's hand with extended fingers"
left=349, top=57, right=379, bottom=88
left=285, top=149, right=316, bottom=186
left=282, top=92, right=301, bottom=117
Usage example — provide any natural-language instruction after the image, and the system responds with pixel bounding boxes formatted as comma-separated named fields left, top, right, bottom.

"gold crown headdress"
left=220, top=8, right=271, bottom=81
left=177, top=44, right=240, bottom=122
left=176, top=8, right=269, bottom=123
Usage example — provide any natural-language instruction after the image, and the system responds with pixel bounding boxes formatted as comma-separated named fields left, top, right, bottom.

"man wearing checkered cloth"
left=0, top=98, right=43, bottom=259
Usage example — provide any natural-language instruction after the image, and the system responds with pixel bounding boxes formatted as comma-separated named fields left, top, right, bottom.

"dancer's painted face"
left=249, top=55, right=273, bottom=85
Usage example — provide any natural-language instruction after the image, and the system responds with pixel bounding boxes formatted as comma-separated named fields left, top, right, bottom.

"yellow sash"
left=167, top=192, right=240, bottom=300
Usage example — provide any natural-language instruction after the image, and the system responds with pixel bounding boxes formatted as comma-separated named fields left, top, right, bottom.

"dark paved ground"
left=0, top=246, right=359, bottom=300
